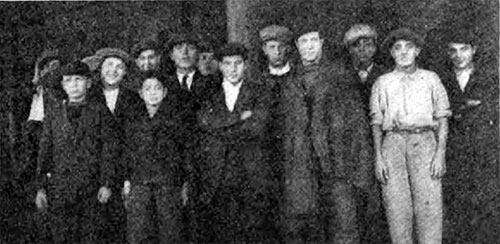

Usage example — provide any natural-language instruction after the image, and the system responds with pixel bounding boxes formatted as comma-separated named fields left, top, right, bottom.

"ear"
left=138, top=89, right=144, bottom=100
left=162, top=87, right=168, bottom=98
left=415, top=47, right=421, bottom=57
left=262, top=44, right=268, bottom=55
left=86, top=79, right=92, bottom=89
left=472, top=45, right=477, bottom=55
left=135, top=58, right=141, bottom=68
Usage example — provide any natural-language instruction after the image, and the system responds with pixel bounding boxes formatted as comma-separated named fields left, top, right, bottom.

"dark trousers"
left=126, top=183, right=182, bottom=244
left=95, top=190, right=126, bottom=244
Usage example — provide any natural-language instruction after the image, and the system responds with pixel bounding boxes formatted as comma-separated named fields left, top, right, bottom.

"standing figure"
left=35, top=61, right=114, bottom=244
left=370, top=28, right=451, bottom=244
left=122, top=71, right=185, bottom=244
left=197, top=43, right=273, bottom=243
left=439, top=26, right=499, bottom=244
left=281, top=22, right=344, bottom=243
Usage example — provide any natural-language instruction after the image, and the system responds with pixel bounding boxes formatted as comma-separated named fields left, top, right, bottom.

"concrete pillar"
left=226, top=0, right=251, bottom=45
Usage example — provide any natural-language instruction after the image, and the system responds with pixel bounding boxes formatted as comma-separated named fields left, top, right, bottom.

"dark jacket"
left=281, top=60, right=344, bottom=216
left=345, top=62, right=387, bottom=111
left=122, top=98, right=185, bottom=187
left=197, top=78, right=271, bottom=203
left=37, top=90, right=115, bottom=204
left=440, top=65, right=499, bottom=208
left=88, top=85, right=143, bottom=187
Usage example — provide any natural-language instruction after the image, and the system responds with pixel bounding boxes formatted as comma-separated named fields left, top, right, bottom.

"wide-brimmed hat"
left=94, top=47, right=131, bottom=64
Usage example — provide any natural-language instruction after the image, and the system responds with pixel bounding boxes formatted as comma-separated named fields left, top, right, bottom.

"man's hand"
left=430, top=150, right=446, bottom=180
left=181, top=182, right=189, bottom=206
left=97, top=186, right=112, bottom=204
left=35, top=189, right=48, bottom=210
left=240, top=110, right=253, bottom=120
left=123, top=180, right=131, bottom=196
left=375, top=155, right=389, bottom=185
left=465, top=99, right=481, bottom=107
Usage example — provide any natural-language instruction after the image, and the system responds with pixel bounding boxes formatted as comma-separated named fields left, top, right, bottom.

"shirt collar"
left=269, top=62, right=291, bottom=76
left=177, top=70, right=196, bottom=80
left=222, top=79, right=243, bottom=89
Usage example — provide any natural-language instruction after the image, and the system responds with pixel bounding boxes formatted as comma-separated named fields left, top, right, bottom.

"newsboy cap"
left=382, top=28, right=425, bottom=51
left=60, top=61, right=92, bottom=78
left=343, top=24, right=378, bottom=46
left=259, top=25, right=293, bottom=43
left=131, top=39, right=160, bottom=58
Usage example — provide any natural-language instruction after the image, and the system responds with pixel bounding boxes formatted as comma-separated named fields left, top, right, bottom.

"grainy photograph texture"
left=0, top=1, right=498, bottom=244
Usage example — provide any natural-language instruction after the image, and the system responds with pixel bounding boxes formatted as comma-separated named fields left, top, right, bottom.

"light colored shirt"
left=27, top=86, right=44, bottom=121
left=269, top=62, right=291, bottom=76
left=222, top=79, right=243, bottom=112
left=177, top=71, right=196, bottom=91
left=370, top=68, right=451, bottom=131
left=455, top=67, right=473, bottom=92
left=103, top=88, right=119, bottom=113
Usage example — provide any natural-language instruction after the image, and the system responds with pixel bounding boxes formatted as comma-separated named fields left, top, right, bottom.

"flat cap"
left=131, top=39, right=160, bottom=58
left=292, top=17, right=323, bottom=41
left=343, top=24, right=378, bottom=46
left=60, top=61, right=92, bottom=78
left=94, top=47, right=131, bottom=63
left=214, top=42, right=248, bottom=61
left=259, top=25, right=293, bottom=43
left=382, top=28, right=425, bottom=51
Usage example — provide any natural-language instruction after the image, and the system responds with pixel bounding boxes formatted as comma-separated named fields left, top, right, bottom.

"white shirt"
left=177, top=71, right=196, bottom=90
left=27, top=86, right=44, bottom=121
left=103, top=88, right=119, bottom=113
left=222, top=79, right=243, bottom=112
left=269, top=62, right=291, bottom=76
left=455, top=67, right=473, bottom=92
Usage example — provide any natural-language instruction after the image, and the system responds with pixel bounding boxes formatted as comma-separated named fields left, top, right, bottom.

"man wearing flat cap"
left=370, top=28, right=450, bottom=244
left=35, top=61, right=115, bottom=244
left=197, top=39, right=220, bottom=77
left=129, top=39, right=162, bottom=91
left=280, top=19, right=348, bottom=243
left=437, top=24, right=499, bottom=244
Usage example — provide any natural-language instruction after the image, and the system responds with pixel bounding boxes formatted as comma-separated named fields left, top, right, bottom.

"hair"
left=214, top=43, right=248, bottom=62
left=139, top=70, right=167, bottom=88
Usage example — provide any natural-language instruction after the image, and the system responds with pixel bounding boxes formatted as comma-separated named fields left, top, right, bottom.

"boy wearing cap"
left=343, top=24, right=387, bottom=108
left=439, top=26, right=499, bottom=244
left=370, top=28, right=451, bottom=244
left=197, top=43, right=273, bottom=243
left=197, top=39, right=219, bottom=77
left=35, top=61, right=114, bottom=244
left=122, top=71, right=185, bottom=244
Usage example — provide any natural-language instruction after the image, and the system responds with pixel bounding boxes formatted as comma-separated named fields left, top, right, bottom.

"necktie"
left=181, top=75, right=189, bottom=91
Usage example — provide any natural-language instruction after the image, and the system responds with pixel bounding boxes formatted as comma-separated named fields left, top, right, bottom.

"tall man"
left=281, top=23, right=343, bottom=244
left=439, top=26, right=499, bottom=244
left=370, top=28, right=450, bottom=244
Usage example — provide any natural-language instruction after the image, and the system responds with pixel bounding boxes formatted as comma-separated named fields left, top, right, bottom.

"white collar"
left=269, top=62, right=291, bottom=76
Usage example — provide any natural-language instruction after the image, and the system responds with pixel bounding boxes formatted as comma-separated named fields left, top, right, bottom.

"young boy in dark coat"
left=197, top=43, right=273, bottom=243
left=122, top=71, right=186, bottom=244
left=34, top=61, right=114, bottom=244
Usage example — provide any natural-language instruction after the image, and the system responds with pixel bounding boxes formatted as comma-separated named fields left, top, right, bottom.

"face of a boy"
left=390, top=40, right=420, bottom=68
left=447, top=42, right=476, bottom=70
left=136, top=50, right=161, bottom=72
left=219, top=55, right=246, bottom=85
left=101, top=57, right=127, bottom=86
left=198, top=52, right=218, bottom=75
left=296, top=31, right=323, bottom=64
left=350, top=38, right=377, bottom=64
left=140, top=78, right=167, bottom=106
left=62, top=75, right=91, bottom=102
left=263, top=40, right=288, bottom=68
left=170, top=43, right=198, bottom=69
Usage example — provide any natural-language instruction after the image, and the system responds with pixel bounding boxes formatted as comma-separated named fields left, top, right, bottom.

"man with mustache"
left=438, top=25, right=499, bottom=244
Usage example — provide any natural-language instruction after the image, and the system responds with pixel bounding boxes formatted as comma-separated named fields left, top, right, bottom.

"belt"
left=389, top=126, right=435, bottom=134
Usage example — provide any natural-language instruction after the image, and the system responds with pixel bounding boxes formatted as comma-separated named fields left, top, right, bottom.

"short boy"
left=122, top=71, right=185, bottom=244
left=370, top=28, right=451, bottom=244
left=35, top=61, right=113, bottom=244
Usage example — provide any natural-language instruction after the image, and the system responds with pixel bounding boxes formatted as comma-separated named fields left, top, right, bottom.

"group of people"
left=0, top=18, right=498, bottom=244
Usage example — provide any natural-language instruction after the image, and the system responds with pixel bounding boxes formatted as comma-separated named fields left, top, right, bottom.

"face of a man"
left=170, top=42, right=198, bottom=69
left=447, top=42, right=476, bottom=70
left=62, top=75, right=91, bottom=102
left=263, top=40, right=288, bottom=68
left=101, top=57, right=127, bottom=86
left=350, top=38, right=377, bottom=65
left=135, top=49, right=160, bottom=72
left=296, top=31, right=323, bottom=64
left=140, top=78, right=167, bottom=107
left=219, top=55, right=246, bottom=85
left=198, top=52, right=219, bottom=75
left=390, top=40, right=420, bottom=68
